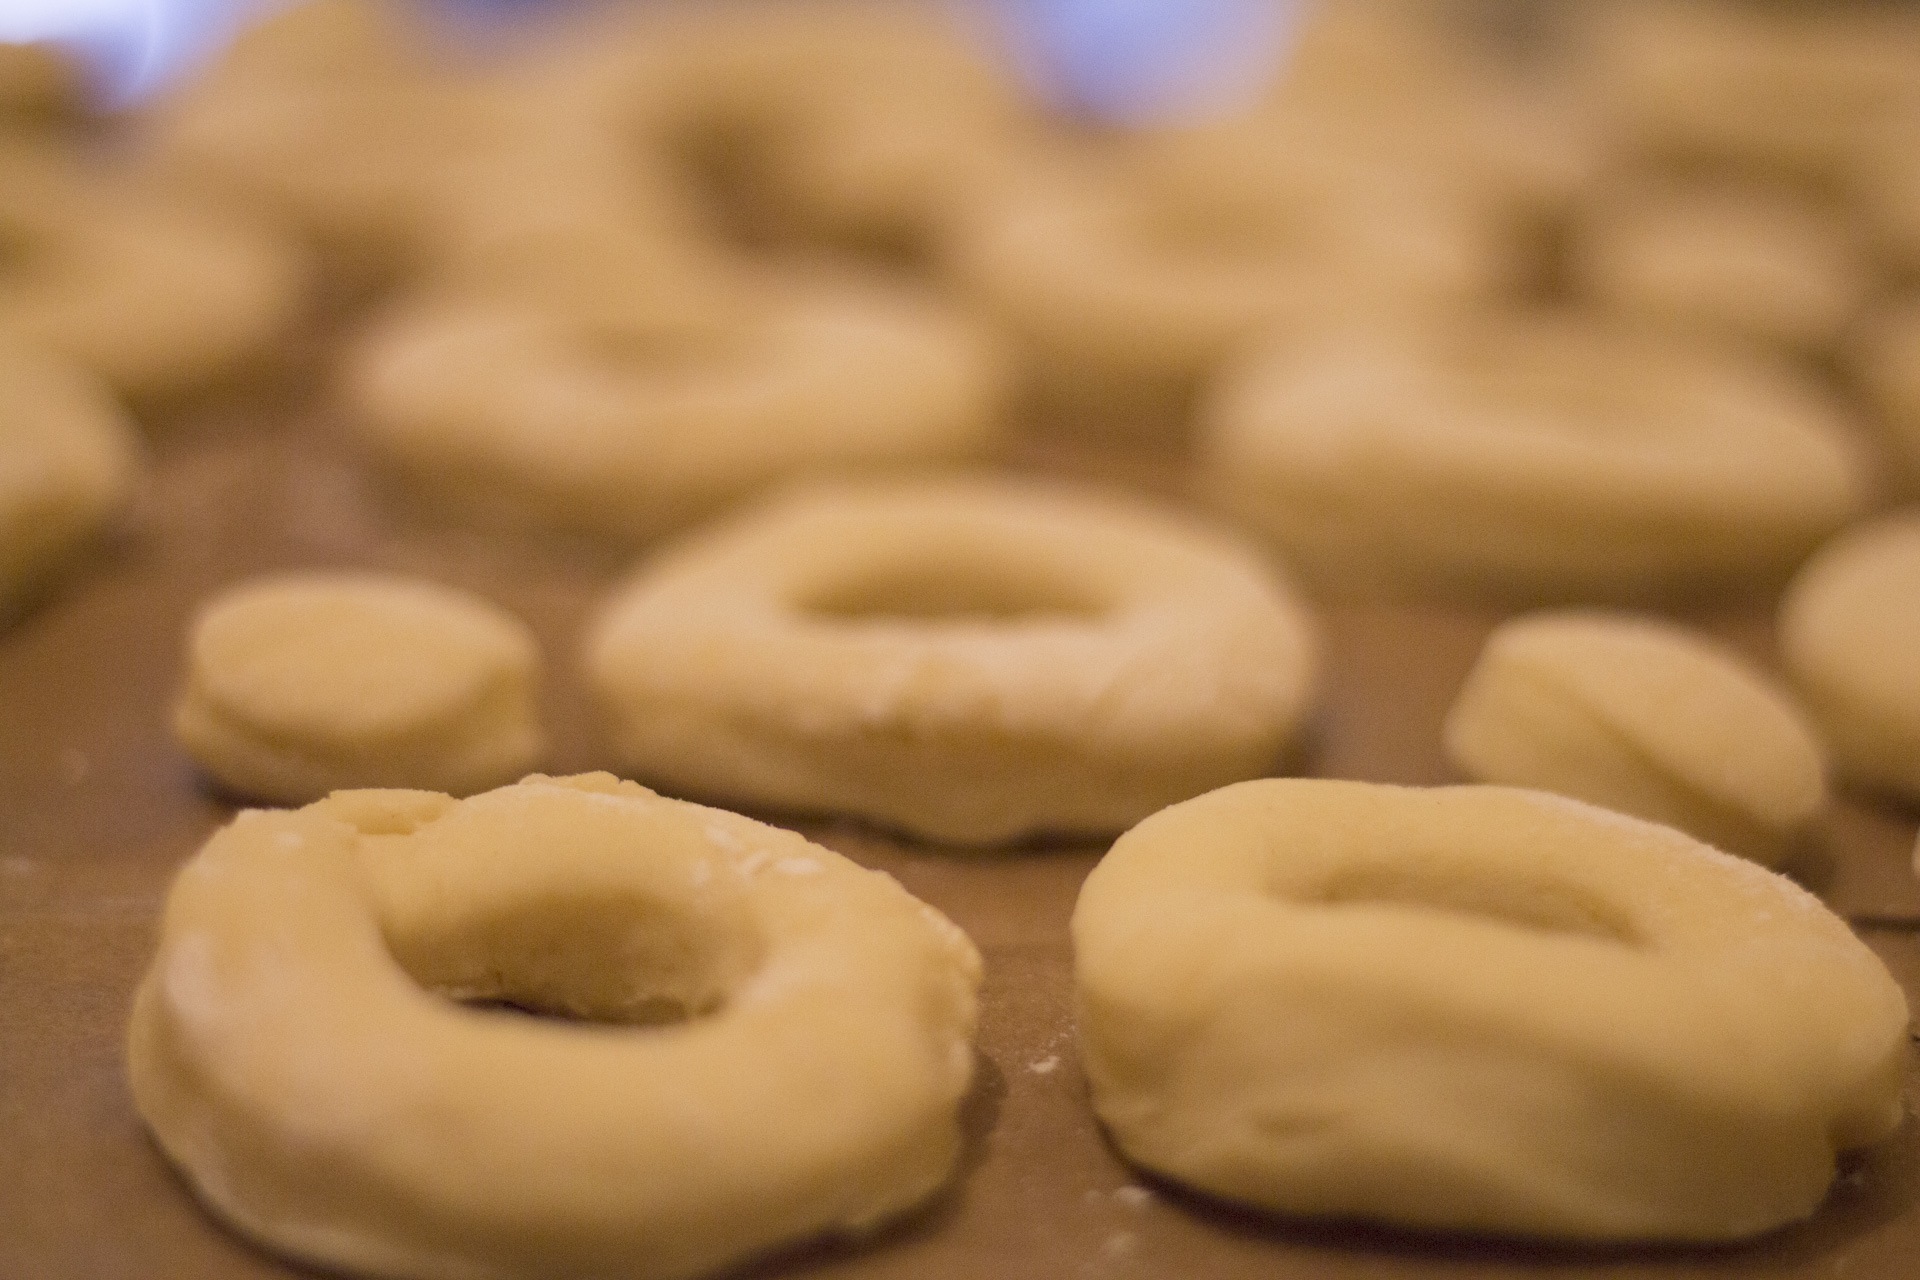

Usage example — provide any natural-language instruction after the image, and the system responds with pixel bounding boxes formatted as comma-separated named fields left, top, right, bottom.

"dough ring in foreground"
left=0, top=340, right=143, bottom=622
left=344, top=280, right=1007, bottom=540
left=585, top=478, right=1318, bottom=845
left=1073, top=779, right=1908, bottom=1241
left=174, top=572, right=544, bottom=803
left=128, top=772, right=983, bottom=1280
left=1198, top=316, right=1871, bottom=600
left=1779, top=510, right=1920, bottom=802
left=1444, top=610, right=1827, bottom=868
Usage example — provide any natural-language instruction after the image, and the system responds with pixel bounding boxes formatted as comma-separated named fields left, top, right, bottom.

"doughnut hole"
left=1301, top=862, right=1642, bottom=946
left=390, top=887, right=764, bottom=1027
left=798, top=552, right=1115, bottom=623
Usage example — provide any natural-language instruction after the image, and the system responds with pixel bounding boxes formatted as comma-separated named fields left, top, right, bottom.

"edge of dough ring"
left=126, top=772, right=984, bottom=1280
left=582, top=476, right=1319, bottom=845
left=1071, top=778, right=1909, bottom=1241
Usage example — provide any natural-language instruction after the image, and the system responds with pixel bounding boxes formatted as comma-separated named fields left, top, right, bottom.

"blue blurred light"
left=988, top=0, right=1300, bottom=125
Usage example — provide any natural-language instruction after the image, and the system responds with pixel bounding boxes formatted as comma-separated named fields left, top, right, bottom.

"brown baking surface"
left=3, top=408, right=1918, bottom=1280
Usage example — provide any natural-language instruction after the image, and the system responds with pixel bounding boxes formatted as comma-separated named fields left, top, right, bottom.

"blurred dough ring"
left=584, top=478, right=1318, bottom=845
left=1073, top=778, right=1910, bottom=1242
left=1198, top=317, right=1871, bottom=599
left=946, top=161, right=1496, bottom=428
left=128, top=772, right=984, bottom=1280
left=0, top=171, right=308, bottom=404
left=345, top=283, right=1008, bottom=540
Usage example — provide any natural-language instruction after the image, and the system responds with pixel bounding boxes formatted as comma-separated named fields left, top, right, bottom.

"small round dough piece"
left=175, top=572, right=544, bottom=803
left=0, top=340, right=142, bottom=620
left=1198, top=315, right=1871, bottom=601
left=344, top=280, right=1008, bottom=541
left=1444, top=610, right=1827, bottom=867
left=584, top=478, right=1318, bottom=845
left=1570, top=181, right=1867, bottom=353
left=127, top=772, right=983, bottom=1280
left=1779, top=510, right=1920, bottom=802
left=1073, top=778, right=1909, bottom=1241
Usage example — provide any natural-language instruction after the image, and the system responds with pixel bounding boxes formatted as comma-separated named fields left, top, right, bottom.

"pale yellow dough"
left=1073, top=779, right=1909, bottom=1241
left=1571, top=181, right=1866, bottom=353
left=1779, top=510, right=1920, bottom=802
left=127, top=772, right=983, bottom=1280
left=345, top=280, right=1007, bottom=541
left=174, top=572, right=544, bottom=803
left=0, top=340, right=142, bottom=621
left=1444, top=611, right=1827, bottom=867
left=1198, top=316, right=1870, bottom=600
left=584, top=478, right=1318, bottom=845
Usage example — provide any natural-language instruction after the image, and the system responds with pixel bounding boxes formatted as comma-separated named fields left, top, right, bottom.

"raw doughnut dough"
left=1073, top=778, right=1909, bottom=1241
left=344, top=279, right=1008, bottom=541
left=1571, top=181, right=1866, bottom=352
left=945, top=141, right=1500, bottom=435
left=584, top=478, right=1317, bottom=845
left=1198, top=315, right=1871, bottom=600
left=0, top=340, right=142, bottom=621
left=1444, top=610, right=1827, bottom=867
left=127, top=772, right=982, bottom=1280
left=0, top=144, right=309, bottom=403
left=1589, top=0, right=1920, bottom=182
left=1779, top=510, right=1920, bottom=802
left=174, top=572, right=544, bottom=803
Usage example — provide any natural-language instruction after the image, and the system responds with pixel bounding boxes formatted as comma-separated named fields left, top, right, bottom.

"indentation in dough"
left=574, top=323, right=742, bottom=378
left=389, top=890, right=764, bottom=1028
left=1302, top=864, right=1640, bottom=946
left=800, top=555, right=1112, bottom=623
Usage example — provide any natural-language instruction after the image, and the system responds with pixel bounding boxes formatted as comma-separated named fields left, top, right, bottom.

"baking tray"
left=3, top=400, right=1918, bottom=1279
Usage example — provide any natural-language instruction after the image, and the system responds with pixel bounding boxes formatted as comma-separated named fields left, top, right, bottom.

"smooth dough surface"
left=174, top=572, right=544, bottom=802
left=584, top=478, right=1318, bottom=845
left=345, top=280, right=1008, bottom=540
left=1198, top=315, right=1870, bottom=600
left=127, top=772, right=983, bottom=1280
left=1779, top=510, right=1920, bottom=801
left=1073, top=778, right=1909, bottom=1241
left=1444, top=610, right=1827, bottom=867
left=0, top=340, right=142, bottom=620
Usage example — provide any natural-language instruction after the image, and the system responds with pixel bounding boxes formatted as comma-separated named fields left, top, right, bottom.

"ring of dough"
left=584, top=478, right=1317, bottom=845
left=0, top=339, right=142, bottom=621
left=174, top=571, right=545, bottom=803
left=1778, top=509, right=1920, bottom=802
left=0, top=146, right=308, bottom=404
left=344, top=281, right=1008, bottom=540
left=1197, top=315, right=1870, bottom=600
left=127, top=772, right=984, bottom=1280
left=945, top=146, right=1499, bottom=435
left=1073, top=778, right=1909, bottom=1241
